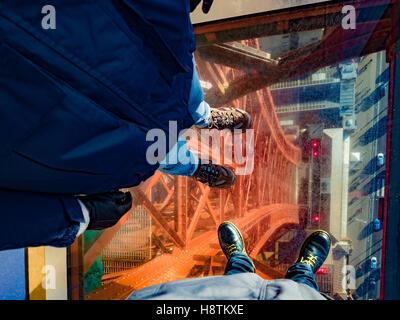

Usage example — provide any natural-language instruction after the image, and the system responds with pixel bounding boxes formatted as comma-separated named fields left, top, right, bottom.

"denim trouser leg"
left=158, top=56, right=210, bottom=177
left=188, top=55, right=211, bottom=128
left=285, top=262, right=319, bottom=291
left=224, top=253, right=256, bottom=275
left=158, top=135, right=199, bottom=177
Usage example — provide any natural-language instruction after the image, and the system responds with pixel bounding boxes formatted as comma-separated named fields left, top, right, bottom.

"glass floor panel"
left=76, top=1, right=396, bottom=300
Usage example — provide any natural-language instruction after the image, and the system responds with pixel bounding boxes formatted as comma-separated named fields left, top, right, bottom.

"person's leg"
left=285, top=230, right=331, bottom=292
left=188, top=56, right=252, bottom=131
left=158, top=61, right=204, bottom=178
left=158, top=135, right=199, bottom=177
left=157, top=56, right=239, bottom=188
left=188, top=55, right=211, bottom=128
left=285, top=262, right=319, bottom=291
left=0, top=188, right=133, bottom=251
left=218, top=221, right=256, bottom=275
left=158, top=135, right=236, bottom=189
left=224, top=252, right=256, bottom=275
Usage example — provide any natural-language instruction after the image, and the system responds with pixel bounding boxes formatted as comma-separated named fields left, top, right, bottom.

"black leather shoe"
left=78, top=191, right=133, bottom=230
left=192, top=163, right=236, bottom=189
left=218, top=221, right=248, bottom=259
left=296, top=230, right=331, bottom=273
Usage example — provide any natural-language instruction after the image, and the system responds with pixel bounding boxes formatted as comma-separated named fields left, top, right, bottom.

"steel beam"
left=194, top=0, right=394, bottom=46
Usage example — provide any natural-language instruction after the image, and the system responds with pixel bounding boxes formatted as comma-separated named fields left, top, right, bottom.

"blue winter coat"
left=0, top=0, right=196, bottom=250
left=0, top=0, right=195, bottom=195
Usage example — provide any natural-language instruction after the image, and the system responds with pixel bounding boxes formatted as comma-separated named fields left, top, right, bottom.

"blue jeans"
left=158, top=56, right=210, bottom=177
left=285, top=262, right=319, bottom=291
left=224, top=253, right=256, bottom=275
left=186, top=56, right=211, bottom=129
left=157, top=135, right=199, bottom=177
left=225, top=253, right=319, bottom=292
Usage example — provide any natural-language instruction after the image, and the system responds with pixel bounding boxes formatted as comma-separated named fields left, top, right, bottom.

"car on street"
left=377, top=177, right=385, bottom=198
left=373, top=218, right=382, bottom=231
left=370, top=278, right=376, bottom=288
left=377, top=153, right=385, bottom=167
left=371, top=257, right=377, bottom=269
left=378, top=83, right=388, bottom=98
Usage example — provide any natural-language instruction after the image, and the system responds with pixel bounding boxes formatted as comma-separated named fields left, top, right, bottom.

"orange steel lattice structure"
left=81, top=0, right=397, bottom=300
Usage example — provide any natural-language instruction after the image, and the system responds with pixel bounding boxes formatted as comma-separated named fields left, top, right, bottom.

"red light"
left=253, top=69, right=257, bottom=75
left=312, top=141, right=319, bottom=148
left=316, top=267, right=328, bottom=274
left=313, top=151, right=319, bottom=157
left=313, top=216, right=320, bottom=222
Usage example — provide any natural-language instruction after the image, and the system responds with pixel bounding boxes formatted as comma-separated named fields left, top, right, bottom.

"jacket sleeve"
left=0, top=188, right=84, bottom=251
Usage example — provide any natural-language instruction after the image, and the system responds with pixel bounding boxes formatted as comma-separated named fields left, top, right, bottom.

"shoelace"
left=208, top=109, right=236, bottom=129
left=197, top=163, right=220, bottom=186
left=225, top=243, right=239, bottom=256
left=300, top=254, right=319, bottom=268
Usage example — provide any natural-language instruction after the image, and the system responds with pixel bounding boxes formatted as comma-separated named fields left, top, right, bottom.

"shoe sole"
left=214, top=167, right=236, bottom=189
left=297, top=230, right=331, bottom=263
left=236, top=108, right=252, bottom=130
left=244, top=110, right=252, bottom=129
